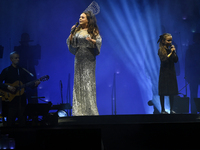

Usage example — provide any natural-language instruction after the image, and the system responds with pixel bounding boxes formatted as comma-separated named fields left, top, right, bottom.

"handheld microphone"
left=170, top=43, right=176, bottom=53
left=70, top=22, right=79, bottom=34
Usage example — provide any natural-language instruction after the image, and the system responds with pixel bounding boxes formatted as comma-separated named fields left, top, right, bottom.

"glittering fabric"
left=67, top=30, right=102, bottom=116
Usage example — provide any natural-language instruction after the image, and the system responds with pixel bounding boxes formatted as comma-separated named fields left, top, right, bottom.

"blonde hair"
left=158, top=33, right=172, bottom=56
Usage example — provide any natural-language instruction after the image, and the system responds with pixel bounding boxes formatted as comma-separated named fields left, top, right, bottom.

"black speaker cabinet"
left=173, top=96, right=189, bottom=114
left=0, top=45, right=3, bottom=58
left=194, top=98, right=200, bottom=112
left=0, top=96, right=2, bottom=115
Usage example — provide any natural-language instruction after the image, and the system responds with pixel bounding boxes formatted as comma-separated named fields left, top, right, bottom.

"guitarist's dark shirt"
left=0, top=65, right=30, bottom=90
left=0, top=65, right=32, bottom=126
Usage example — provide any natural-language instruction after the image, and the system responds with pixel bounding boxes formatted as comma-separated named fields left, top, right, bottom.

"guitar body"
left=0, top=75, right=49, bottom=102
left=0, top=81, right=25, bottom=102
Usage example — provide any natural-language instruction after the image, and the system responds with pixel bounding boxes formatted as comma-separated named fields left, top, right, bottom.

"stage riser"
left=0, top=122, right=200, bottom=149
left=101, top=123, right=200, bottom=149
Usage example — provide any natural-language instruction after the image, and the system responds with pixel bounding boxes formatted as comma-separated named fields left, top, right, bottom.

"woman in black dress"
left=157, top=33, right=178, bottom=114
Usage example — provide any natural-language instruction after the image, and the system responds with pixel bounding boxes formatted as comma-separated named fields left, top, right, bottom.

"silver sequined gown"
left=67, top=30, right=102, bottom=116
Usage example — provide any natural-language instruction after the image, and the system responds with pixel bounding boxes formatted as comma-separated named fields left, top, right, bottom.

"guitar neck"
left=17, top=75, right=49, bottom=89
left=22, top=79, right=39, bottom=88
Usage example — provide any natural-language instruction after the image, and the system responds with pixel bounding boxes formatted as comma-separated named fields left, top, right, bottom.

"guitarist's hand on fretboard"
left=7, top=85, right=16, bottom=93
left=35, top=80, right=41, bottom=87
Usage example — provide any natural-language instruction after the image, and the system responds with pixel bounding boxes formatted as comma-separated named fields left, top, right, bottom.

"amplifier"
left=194, top=98, right=200, bottom=112
left=173, top=96, right=189, bottom=114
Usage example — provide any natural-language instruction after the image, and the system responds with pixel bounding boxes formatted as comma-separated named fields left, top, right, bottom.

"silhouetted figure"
left=14, top=33, right=41, bottom=103
left=0, top=45, right=3, bottom=115
left=185, top=33, right=200, bottom=113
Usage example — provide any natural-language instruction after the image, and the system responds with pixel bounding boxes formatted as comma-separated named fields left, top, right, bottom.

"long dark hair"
left=74, top=11, right=100, bottom=39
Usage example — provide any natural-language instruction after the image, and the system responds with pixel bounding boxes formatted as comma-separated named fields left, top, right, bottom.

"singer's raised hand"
left=69, top=26, right=75, bottom=41
left=71, top=25, right=76, bottom=30
left=34, top=80, right=41, bottom=87
left=171, top=45, right=176, bottom=52
left=86, top=37, right=96, bottom=44
left=70, top=24, right=78, bottom=41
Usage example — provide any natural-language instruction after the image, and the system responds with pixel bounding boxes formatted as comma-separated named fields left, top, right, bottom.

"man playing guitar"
left=0, top=51, right=40, bottom=126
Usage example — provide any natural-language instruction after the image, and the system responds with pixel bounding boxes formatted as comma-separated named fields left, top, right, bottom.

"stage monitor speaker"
left=173, top=96, right=189, bottom=114
left=25, top=103, right=51, bottom=116
left=194, top=98, right=200, bottom=112
left=0, top=96, right=2, bottom=116
left=36, top=128, right=102, bottom=149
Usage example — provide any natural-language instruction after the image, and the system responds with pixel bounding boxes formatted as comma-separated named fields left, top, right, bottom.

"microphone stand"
left=178, top=78, right=189, bottom=97
left=17, top=67, right=23, bottom=126
left=66, top=74, right=72, bottom=116
left=60, top=80, right=63, bottom=104
left=111, top=73, right=116, bottom=115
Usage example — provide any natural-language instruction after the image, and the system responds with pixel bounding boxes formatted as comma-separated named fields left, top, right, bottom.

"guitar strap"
left=18, top=68, right=20, bottom=76
left=22, top=68, right=34, bottom=77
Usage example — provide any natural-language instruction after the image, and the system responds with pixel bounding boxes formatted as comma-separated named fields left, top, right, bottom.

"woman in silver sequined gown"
left=67, top=11, right=102, bottom=116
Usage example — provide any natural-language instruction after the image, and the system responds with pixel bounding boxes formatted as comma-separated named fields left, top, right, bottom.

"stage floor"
left=0, top=114, right=200, bottom=149
left=58, top=114, right=200, bottom=125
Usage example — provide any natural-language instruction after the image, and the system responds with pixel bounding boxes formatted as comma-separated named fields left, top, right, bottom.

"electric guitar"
left=0, top=75, right=49, bottom=102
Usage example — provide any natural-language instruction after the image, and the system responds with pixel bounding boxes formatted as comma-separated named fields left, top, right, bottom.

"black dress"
left=158, top=48, right=178, bottom=95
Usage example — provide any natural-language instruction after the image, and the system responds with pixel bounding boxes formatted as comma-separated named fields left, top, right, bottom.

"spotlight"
left=182, top=16, right=187, bottom=20
left=57, top=110, right=68, bottom=117
left=192, top=30, right=196, bottom=33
